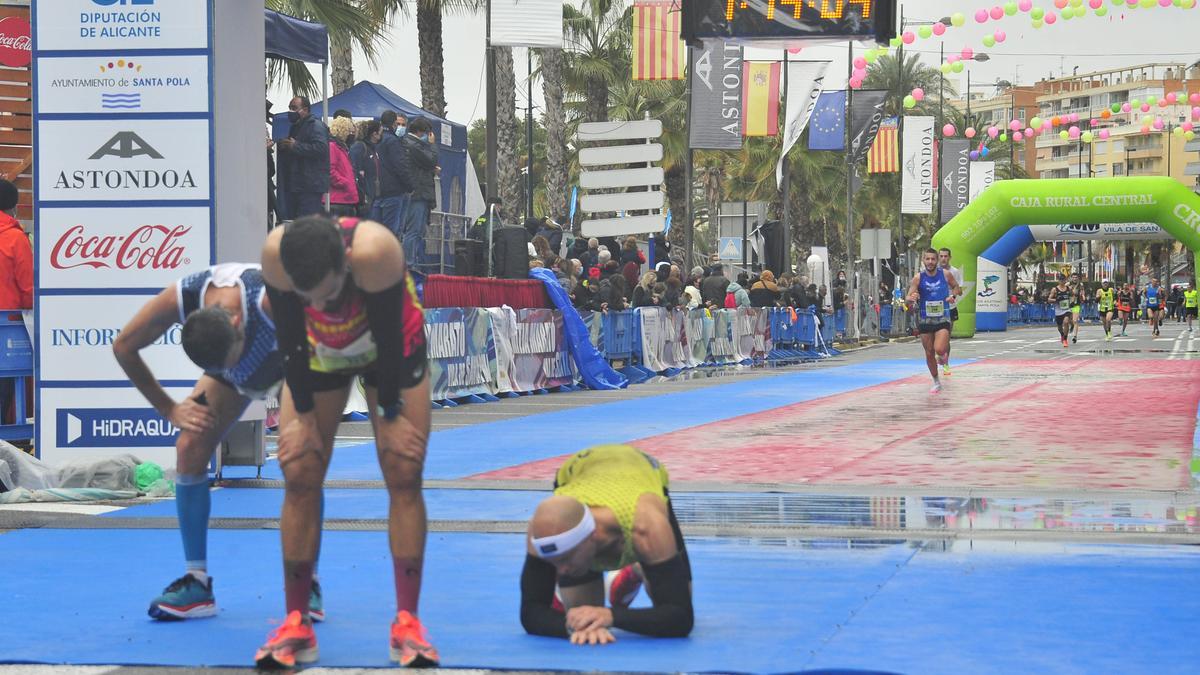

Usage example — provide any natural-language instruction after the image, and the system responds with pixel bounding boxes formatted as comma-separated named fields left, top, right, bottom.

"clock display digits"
left=780, top=0, right=804, bottom=19
left=849, top=0, right=873, bottom=18
left=810, top=0, right=847, bottom=19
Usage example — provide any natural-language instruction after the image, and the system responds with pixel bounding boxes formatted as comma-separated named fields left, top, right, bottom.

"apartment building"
left=949, top=85, right=1041, bottom=176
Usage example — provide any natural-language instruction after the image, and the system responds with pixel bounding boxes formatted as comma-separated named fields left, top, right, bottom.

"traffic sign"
left=719, top=237, right=743, bottom=261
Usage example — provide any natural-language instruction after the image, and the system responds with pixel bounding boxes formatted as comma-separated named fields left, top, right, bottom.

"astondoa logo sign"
left=89, top=131, right=162, bottom=159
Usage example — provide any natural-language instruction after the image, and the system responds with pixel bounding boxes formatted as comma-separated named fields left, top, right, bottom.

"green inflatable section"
left=931, top=177, right=1200, bottom=338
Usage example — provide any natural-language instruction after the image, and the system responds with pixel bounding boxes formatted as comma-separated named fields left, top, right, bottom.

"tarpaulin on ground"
left=425, top=307, right=492, bottom=401
left=528, top=268, right=627, bottom=390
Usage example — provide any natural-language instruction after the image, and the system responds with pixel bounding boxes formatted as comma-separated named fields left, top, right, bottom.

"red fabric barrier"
left=423, top=274, right=549, bottom=309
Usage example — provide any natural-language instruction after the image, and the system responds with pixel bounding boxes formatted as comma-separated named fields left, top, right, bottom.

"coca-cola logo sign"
left=50, top=223, right=192, bottom=271
left=0, top=17, right=31, bottom=69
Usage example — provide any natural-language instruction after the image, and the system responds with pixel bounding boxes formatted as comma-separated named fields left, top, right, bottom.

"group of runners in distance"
left=112, top=214, right=692, bottom=670
left=907, top=247, right=1200, bottom=392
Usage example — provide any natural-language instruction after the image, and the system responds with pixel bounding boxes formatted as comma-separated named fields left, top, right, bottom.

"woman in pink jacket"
left=328, top=116, right=360, bottom=216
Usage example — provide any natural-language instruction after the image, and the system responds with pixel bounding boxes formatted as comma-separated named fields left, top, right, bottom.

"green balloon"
left=982, top=35, right=996, bottom=48
left=1005, top=1, right=1019, bottom=14
left=1131, top=98, right=1140, bottom=108
left=1032, top=18, right=1044, bottom=28
left=918, top=26, right=933, bottom=39
left=941, top=63, right=953, bottom=74
left=1147, top=95, right=1158, bottom=105
left=1000, top=133, right=1008, bottom=142
left=1140, top=0, right=1155, bottom=8
left=1096, top=5, right=1108, bottom=14
left=951, top=12, right=966, bottom=26
left=1186, top=130, right=1196, bottom=141
left=952, top=61, right=965, bottom=73
left=1174, top=127, right=1185, bottom=136
left=1061, top=6, right=1074, bottom=19
left=1031, top=7, right=1045, bottom=19
left=1070, top=0, right=1083, bottom=7
left=1060, top=130, right=1070, bottom=140
left=890, top=37, right=902, bottom=48
left=1111, top=103, right=1122, bottom=113
left=1082, top=131, right=1094, bottom=143
left=1031, top=116, right=1043, bottom=129
left=865, top=51, right=878, bottom=64
left=903, top=95, right=917, bottom=109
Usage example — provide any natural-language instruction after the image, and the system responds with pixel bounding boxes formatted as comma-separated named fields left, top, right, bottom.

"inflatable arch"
left=931, top=177, right=1200, bottom=338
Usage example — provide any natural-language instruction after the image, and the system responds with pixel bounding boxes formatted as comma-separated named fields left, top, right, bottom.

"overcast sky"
left=270, top=1, right=1200, bottom=123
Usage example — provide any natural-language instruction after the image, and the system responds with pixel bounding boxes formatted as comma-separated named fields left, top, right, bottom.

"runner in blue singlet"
left=1145, top=278, right=1164, bottom=337
left=907, top=248, right=961, bottom=393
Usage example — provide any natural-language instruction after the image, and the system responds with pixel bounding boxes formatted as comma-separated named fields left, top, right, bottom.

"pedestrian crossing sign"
left=719, top=237, right=743, bottom=260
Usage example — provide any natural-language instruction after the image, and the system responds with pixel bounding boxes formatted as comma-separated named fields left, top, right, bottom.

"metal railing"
left=420, top=210, right=474, bottom=275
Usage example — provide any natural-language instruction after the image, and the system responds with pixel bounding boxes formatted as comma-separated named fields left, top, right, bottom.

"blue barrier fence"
left=1008, top=302, right=1105, bottom=325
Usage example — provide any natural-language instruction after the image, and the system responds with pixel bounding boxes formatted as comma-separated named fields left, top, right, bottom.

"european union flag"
left=808, top=91, right=846, bottom=151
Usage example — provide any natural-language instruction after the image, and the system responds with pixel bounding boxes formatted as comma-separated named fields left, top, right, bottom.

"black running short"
left=1055, top=313, right=1072, bottom=328
left=308, top=341, right=429, bottom=394
left=918, top=322, right=951, bottom=335
left=1188, top=307, right=1198, bottom=318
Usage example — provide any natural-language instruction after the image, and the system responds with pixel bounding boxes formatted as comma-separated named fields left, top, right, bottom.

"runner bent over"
left=113, top=264, right=324, bottom=622
left=521, top=444, right=693, bottom=646
left=908, top=249, right=960, bottom=393
left=255, top=215, right=437, bottom=669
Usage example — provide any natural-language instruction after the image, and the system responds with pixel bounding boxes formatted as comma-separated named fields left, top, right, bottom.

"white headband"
left=531, top=507, right=595, bottom=559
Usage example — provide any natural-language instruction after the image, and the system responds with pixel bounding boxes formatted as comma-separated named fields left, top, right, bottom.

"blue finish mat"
left=0, top=528, right=1196, bottom=673
left=225, top=360, right=931, bottom=482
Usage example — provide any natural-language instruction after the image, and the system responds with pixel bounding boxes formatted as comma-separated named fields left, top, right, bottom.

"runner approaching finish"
left=1116, top=283, right=1134, bottom=336
left=255, top=214, right=437, bottom=670
left=520, top=444, right=693, bottom=645
left=1186, top=281, right=1198, bottom=333
left=1050, top=276, right=1075, bottom=348
left=908, top=249, right=961, bottom=393
left=1069, top=273, right=1084, bottom=344
left=1096, top=279, right=1116, bottom=341
left=113, top=264, right=323, bottom=622
left=937, top=247, right=962, bottom=376
left=1145, top=278, right=1164, bottom=337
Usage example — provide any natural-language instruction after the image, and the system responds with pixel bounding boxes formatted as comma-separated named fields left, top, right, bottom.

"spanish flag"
left=742, top=61, right=781, bottom=137
left=631, top=1, right=685, bottom=81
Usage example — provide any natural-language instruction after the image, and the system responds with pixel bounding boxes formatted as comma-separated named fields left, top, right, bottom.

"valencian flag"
left=868, top=117, right=899, bottom=173
left=742, top=61, right=781, bottom=137
left=632, top=1, right=685, bottom=81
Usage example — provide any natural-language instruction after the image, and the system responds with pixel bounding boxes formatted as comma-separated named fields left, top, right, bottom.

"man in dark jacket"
left=370, top=110, right=413, bottom=241
left=349, top=120, right=383, bottom=217
left=279, top=96, right=330, bottom=219
left=699, top=264, right=730, bottom=307
left=400, top=117, right=439, bottom=270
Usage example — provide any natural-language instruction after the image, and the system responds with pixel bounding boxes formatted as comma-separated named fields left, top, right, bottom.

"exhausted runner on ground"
left=113, top=264, right=325, bottom=623
left=255, top=214, right=437, bottom=670
left=520, top=444, right=694, bottom=645
left=908, top=249, right=961, bottom=394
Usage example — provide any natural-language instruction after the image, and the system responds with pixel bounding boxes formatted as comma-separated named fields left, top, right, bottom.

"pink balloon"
left=849, top=77, right=863, bottom=89
left=853, top=57, right=867, bottom=69
left=1098, top=129, right=1110, bottom=140
left=853, top=67, right=867, bottom=79
left=1190, top=93, right=1200, bottom=105
left=1141, top=104, right=1151, bottom=113
left=902, top=31, right=916, bottom=44
left=932, top=22, right=947, bottom=36
left=1068, top=126, right=1080, bottom=139
left=787, top=47, right=803, bottom=54
left=1007, top=119, right=1019, bottom=131
left=943, top=124, right=957, bottom=137
left=965, top=127, right=977, bottom=138
left=990, top=6, right=1005, bottom=20
left=1025, top=128, right=1034, bottom=137
left=912, top=88, right=926, bottom=101
left=1089, top=0, right=1103, bottom=8
left=1165, top=92, right=1178, bottom=104
left=1090, top=119, right=1100, bottom=127
left=1183, top=122, right=1195, bottom=132
left=1193, top=106, right=1200, bottom=118
left=961, top=47, right=974, bottom=60
left=1014, top=132, right=1024, bottom=142
left=1045, top=12, right=1057, bottom=24
left=1160, top=0, right=1173, bottom=7
left=975, top=9, right=989, bottom=23
left=1019, top=0, right=1034, bottom=10
left=1122, top=103, right=1132, bottom=113
left=994, top=30, right=1006, bottom=43
left=1153, top=119, right=1165, bottom=130
left=947, top=54, right=960, bottom=64
left=988, top=126, right=1000, bottom=138
left=1141, top=125, right=1151, bottom=134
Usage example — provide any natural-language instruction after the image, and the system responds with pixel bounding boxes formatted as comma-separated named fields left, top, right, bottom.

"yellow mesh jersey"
left=553, top=445, right=669, bottom=571
left=1097, top=288, right=1114, bottom=311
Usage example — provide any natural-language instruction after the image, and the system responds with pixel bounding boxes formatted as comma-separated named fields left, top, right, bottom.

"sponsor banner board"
left=901, top=116, right=934, bottom=214
left=36, top=54, right=210, bottom=115
left=37, top=119, right=211, bottom=202
left=38, top=294, right=201, bottom=382
left=39, top=386, right=195, bottom=468
left=35, top=0, right=210, bottom=52
left=975, top=257, right=1008, bottom=314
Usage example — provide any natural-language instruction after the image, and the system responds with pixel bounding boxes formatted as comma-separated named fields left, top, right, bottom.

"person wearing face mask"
left=399, top=117, right=439, bottom=271
left=369, top=110, right=413, bottom=241
left=279, top=96, right=330, bottom=220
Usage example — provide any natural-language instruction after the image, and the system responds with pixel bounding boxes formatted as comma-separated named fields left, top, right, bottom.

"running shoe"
left=929, top=380, right=942, bottom=394
left=1072, top=335, right=1077, bottom=344
left=607, top=565, right=643, bottom=609
left=389, top=610, right=440, bottom=667
left=148, top=573, right=217, bottom=620
left=942, top=364, right=952, bottom=377
left=254, top=610, right=318, bottom=670
left=309, top=578, right=325, bottom=623
left=1061, top=337, right=1068, bottom=347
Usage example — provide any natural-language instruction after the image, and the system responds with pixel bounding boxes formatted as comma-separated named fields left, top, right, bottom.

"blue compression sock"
left=175, top=473, right=211, bottom=572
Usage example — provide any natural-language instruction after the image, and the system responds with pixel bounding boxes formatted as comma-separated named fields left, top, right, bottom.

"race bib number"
left=925, top=301, right=945, bottom=318
left=310, top=330, right=378, bottom=373
left=1058, top=299, right=1071, bottom=310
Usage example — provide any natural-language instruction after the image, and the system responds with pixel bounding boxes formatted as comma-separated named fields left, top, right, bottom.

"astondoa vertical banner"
left=939, top=139, right=970, bottom=224
left=688, top=40, right=742, bottom=150
left=901, top=116, right=934, bottom=214
left=33, top=0, right=216, bottom=468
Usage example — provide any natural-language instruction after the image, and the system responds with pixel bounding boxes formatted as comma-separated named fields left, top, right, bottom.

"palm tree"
left=540, top=46, right=568, bottom=224
left=563, top=0, right=632, bottom=122
left=267, top=0, right=397, bottom=96
left=414, top=0, right=483, bottom=116
left=862, top=51, right=956, bottom=121
left=494, top=46, right=523, bottom=213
